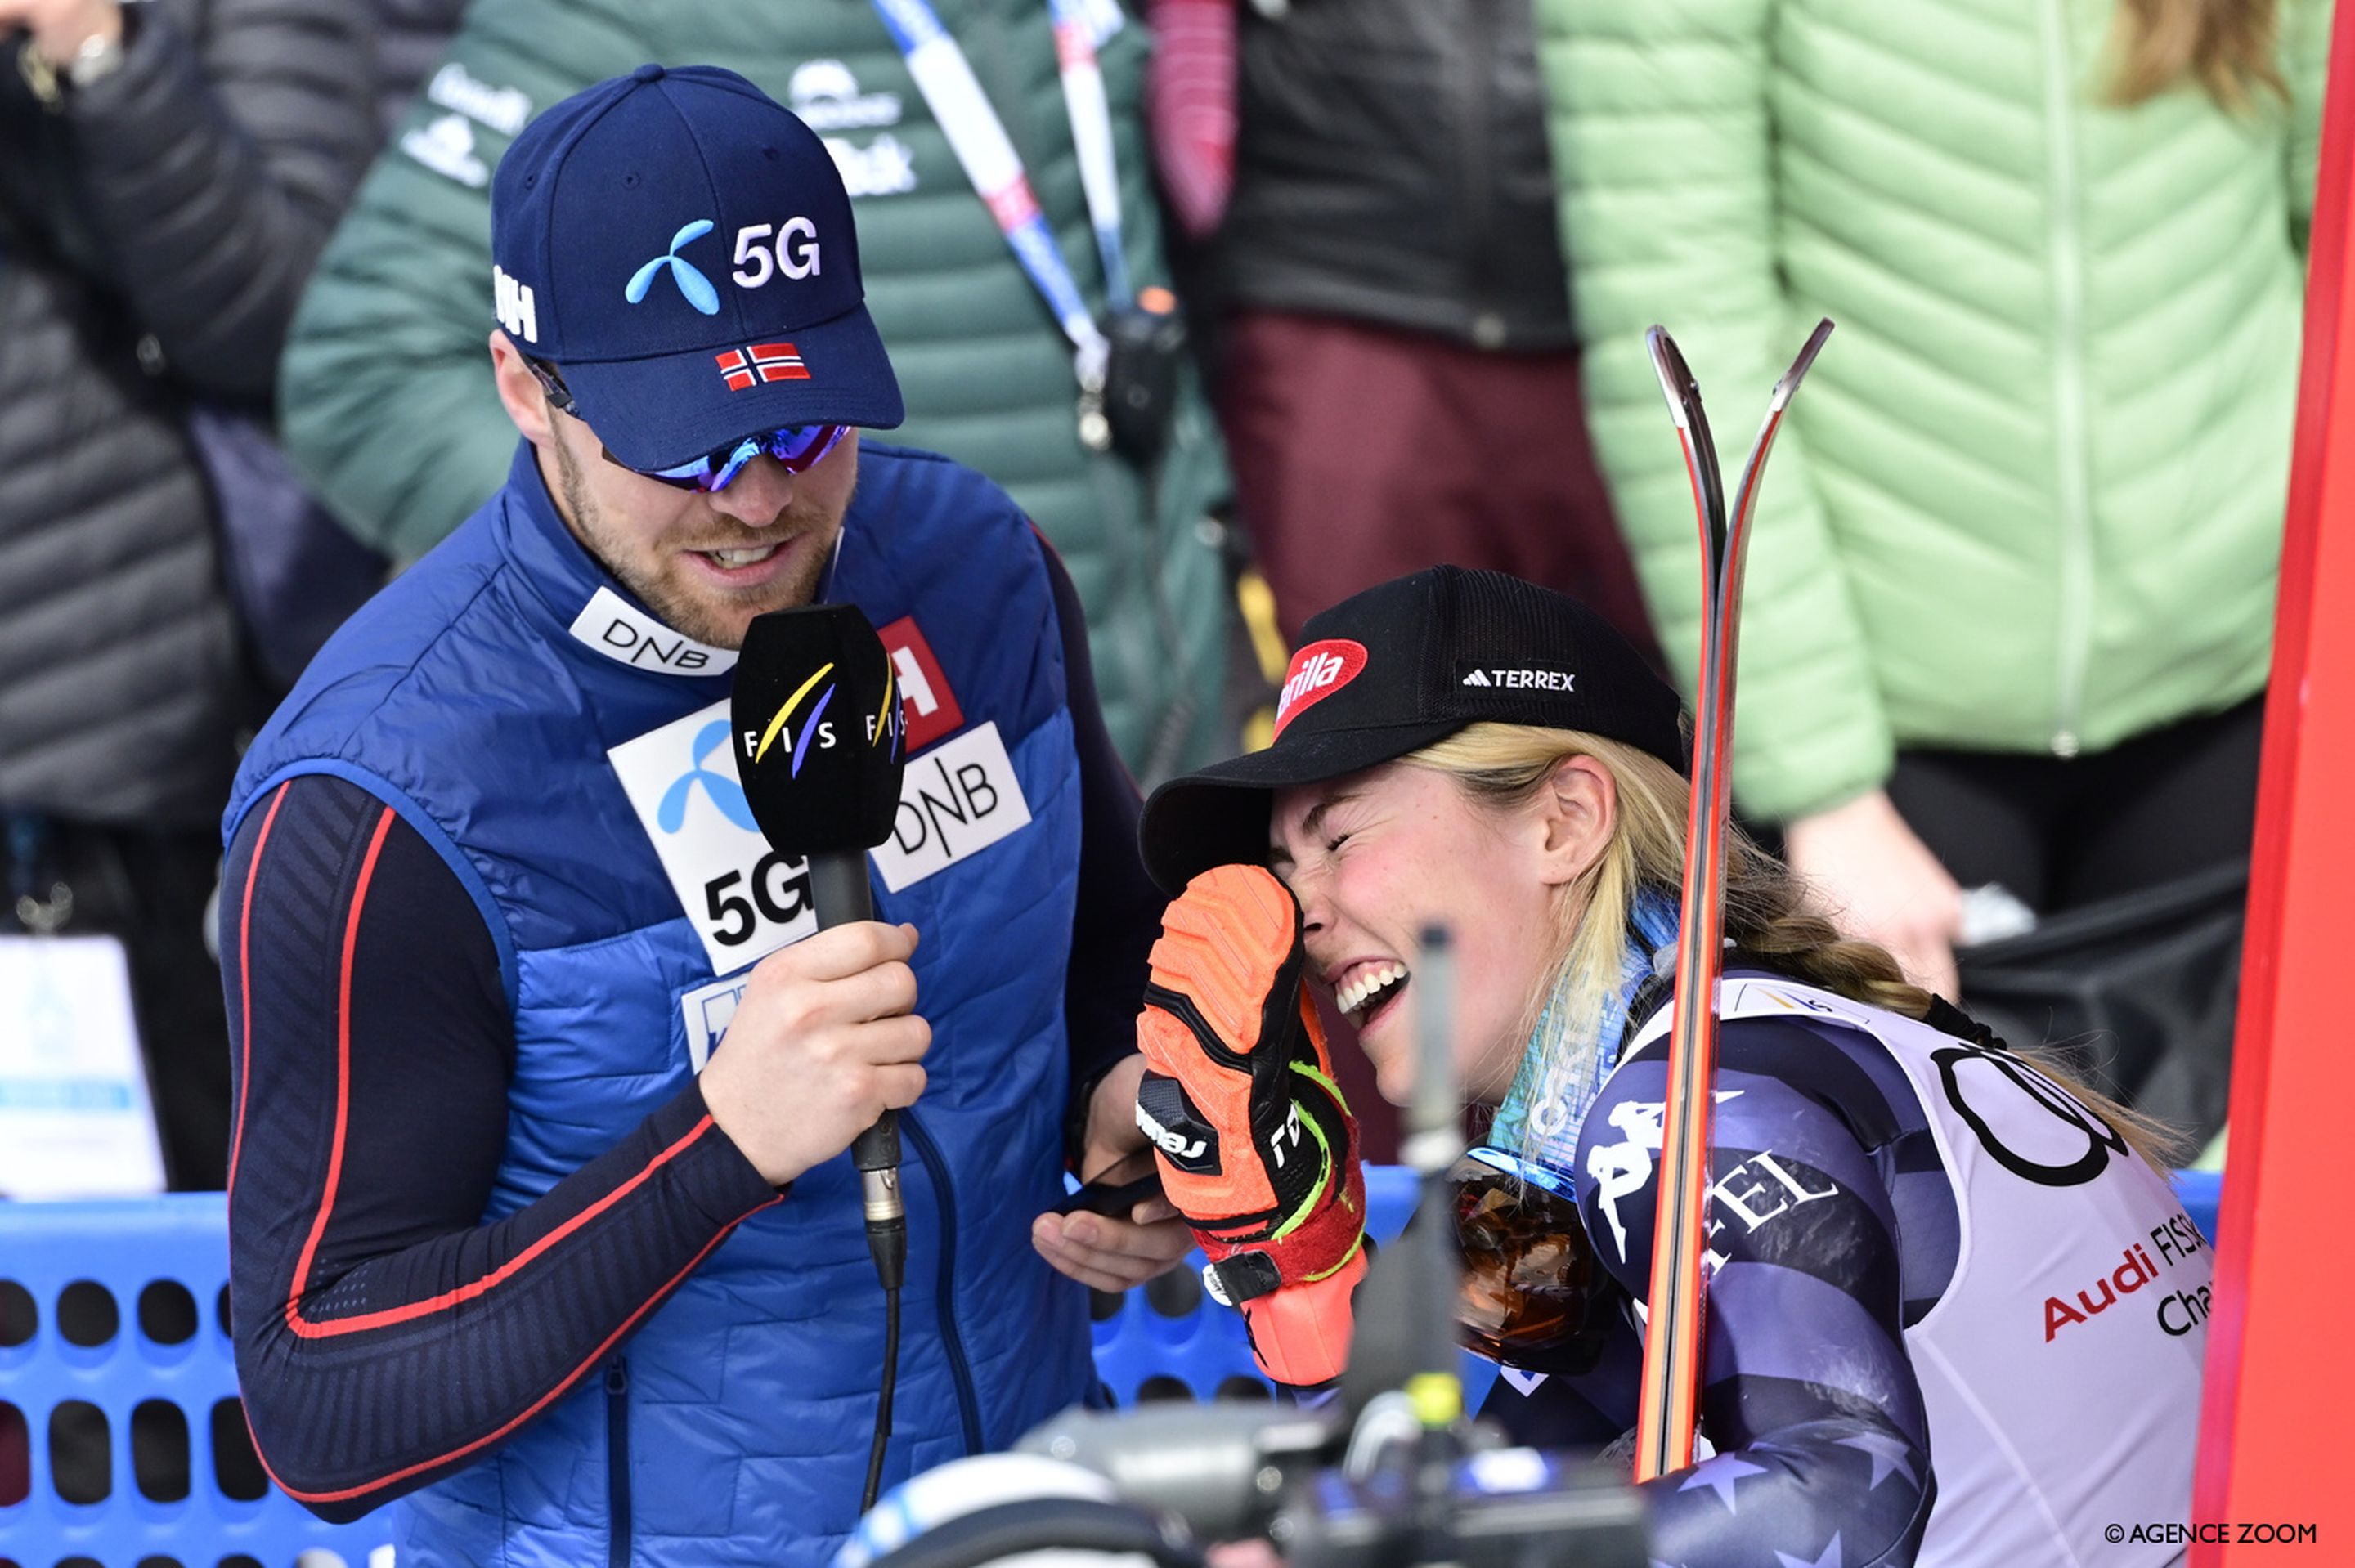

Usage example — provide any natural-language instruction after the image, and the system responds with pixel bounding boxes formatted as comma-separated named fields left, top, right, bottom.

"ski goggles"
left=526, top=357, right=848, bottom=492
left=1451, top=1146, right=1620, bottom=1375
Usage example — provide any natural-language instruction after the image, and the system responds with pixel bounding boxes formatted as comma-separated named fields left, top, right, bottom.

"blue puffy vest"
left=226, top=441, right=1095, bottom=1566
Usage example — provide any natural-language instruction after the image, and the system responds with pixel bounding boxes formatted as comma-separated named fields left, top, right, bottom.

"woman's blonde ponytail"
left=1404, top=724, right=2186, bottom=1171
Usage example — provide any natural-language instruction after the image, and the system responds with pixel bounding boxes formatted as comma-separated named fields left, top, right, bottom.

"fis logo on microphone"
left=746, top=660, right=902, bottom=777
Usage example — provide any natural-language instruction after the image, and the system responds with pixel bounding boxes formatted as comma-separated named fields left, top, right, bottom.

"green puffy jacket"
left=280, top=0, right=1229, bottom=781
left=1536, top=0, right=2331, bottom=822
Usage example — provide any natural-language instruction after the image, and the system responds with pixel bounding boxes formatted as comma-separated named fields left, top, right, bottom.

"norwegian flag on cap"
left=715, top=342, right=810, bottom=391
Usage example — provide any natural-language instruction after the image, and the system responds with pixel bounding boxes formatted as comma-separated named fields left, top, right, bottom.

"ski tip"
left=1765, top=318, right=1837, bottom=410
left=1647, top=325, right=1699, bottom=427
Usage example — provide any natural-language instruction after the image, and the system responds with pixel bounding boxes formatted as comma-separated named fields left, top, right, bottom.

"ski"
left=1633, top=318, right=1836, bottom=1481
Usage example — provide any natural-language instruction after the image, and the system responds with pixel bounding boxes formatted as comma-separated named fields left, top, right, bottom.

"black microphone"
left=729, top=603, right=910, bottom=1286
left=733, top=603, right=912, bottom=1510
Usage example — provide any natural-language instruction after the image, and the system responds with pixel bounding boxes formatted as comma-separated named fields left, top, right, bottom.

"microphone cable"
left=855, top=1109, right=908, bottom=1512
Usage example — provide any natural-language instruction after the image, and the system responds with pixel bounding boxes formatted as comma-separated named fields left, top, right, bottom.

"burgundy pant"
left=1218, top=310, right=1658, bottom=662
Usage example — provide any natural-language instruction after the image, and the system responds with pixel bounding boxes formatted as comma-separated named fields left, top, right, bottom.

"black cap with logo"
left=1139, top=566, right=1687, bottom=894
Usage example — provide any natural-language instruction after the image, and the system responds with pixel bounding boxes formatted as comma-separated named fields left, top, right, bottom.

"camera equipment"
left=1096, top=299, right=1187, bottom=468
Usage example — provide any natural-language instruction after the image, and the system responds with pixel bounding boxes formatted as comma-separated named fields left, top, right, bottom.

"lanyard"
left=869, top=0, right=1131, bottom=397
left=1047, top=0, right=1132, bottom=307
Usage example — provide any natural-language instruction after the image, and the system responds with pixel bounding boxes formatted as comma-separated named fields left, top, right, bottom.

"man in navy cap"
left=218, top=66, right=1189, bottom=1566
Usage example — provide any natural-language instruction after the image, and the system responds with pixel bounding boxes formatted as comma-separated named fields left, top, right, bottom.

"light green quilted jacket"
left=280, top=0, right=1229, bottom=781
left=1536, top=0, right=2331, bottom=822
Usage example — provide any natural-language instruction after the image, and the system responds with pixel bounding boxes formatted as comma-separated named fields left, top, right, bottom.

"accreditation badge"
left=0, top=934, right=167, bottom=1197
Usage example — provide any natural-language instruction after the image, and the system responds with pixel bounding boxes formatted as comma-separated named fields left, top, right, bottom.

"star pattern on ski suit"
left=1834, top=1431, right=1920, bottom=1492
left=1774, top=1534, right=1844, bottom=1568
left=1677, top=1454, right=1771, bottom=1511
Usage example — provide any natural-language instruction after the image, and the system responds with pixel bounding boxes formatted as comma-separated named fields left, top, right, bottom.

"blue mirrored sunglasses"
left=525, top=356, right=847, bottom=493
left=643, top=423, right=848, bottom=492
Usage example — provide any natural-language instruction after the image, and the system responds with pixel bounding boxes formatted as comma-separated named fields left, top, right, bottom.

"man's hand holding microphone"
left=700, top=921, right=930, bottom=1189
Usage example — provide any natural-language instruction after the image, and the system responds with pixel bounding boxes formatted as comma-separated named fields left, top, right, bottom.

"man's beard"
left=553, top=435, right=837, bottom=649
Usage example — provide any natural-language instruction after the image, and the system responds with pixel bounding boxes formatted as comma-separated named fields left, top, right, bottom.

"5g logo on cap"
left=729, top=218, right=822, bottom=287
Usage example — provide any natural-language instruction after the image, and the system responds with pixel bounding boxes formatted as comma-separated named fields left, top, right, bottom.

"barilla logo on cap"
left=1273, top=639, right=1368, bottom=739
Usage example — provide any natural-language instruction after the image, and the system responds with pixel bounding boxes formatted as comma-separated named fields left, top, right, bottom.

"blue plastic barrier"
left=0, top=1195, right=384, bottom=1568
left=1087, top=1164, right=1421, bottom=1407
left=0, top=1166, right=2227, bottom=1566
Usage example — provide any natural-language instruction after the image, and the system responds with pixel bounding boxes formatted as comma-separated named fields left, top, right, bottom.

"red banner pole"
left=2190, top=6, right=2355, bottom=1559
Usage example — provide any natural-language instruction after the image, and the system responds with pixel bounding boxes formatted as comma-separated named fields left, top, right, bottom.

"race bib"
left=612, top=703, right=1034, bottom=971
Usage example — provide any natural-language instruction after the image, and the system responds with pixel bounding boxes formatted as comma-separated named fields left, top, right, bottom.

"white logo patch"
left=1586, top=1090, right=1743, bottom=1265
left=789, top=59, right=904, bottom=129
left=680, top=974, right=748, bottom=1073
left=402, top=114, right=489, bottom=188
left=494, top=264, right=538, bottom=345
left=1464, top=666, right=1575, bottom=692
left=427, top=61, right=531, bottom=137
left=870, top=722, right=1034, bottom=892
left=567, top=587, right=736, bottom=675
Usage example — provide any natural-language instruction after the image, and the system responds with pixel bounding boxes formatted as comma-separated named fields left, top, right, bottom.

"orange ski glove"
left=1135, top=864, right=1368, bottom=1384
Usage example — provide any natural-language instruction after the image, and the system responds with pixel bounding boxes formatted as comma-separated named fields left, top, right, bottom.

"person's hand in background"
left=1031, top=1054, right=1195, bottom=1293
left=0, top=0, right=122, bottom=66
left=1783, top=787, right=1965, bottom=1000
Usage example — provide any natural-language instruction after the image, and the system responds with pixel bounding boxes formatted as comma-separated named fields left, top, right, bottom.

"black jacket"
left=366, top=0, right=469, bottom=137
left=0, top=0, right=372, bottom=825
left=1218, top=0, right=1573, bottom=352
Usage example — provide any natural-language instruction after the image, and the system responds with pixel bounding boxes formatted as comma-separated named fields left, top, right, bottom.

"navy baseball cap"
left=1139, top=567, right=1688, bottom=894
left=491, top=64, right=904, bottom=470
